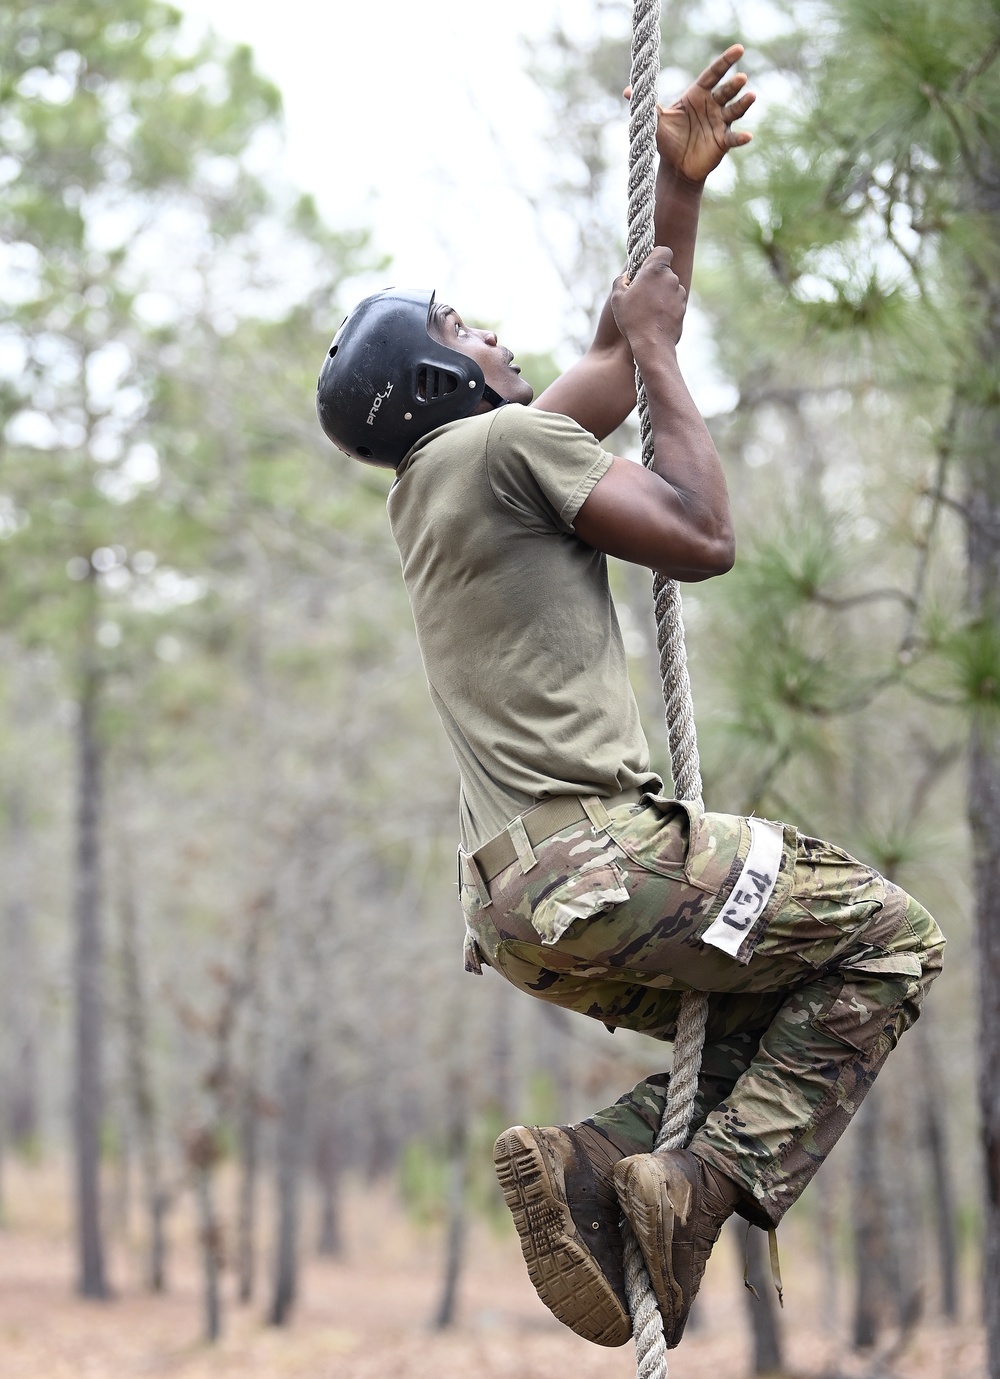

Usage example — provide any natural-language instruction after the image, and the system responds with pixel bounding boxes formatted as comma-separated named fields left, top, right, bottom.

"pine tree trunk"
left=914, top=1020, right=959, bottom=1320
left=269, top=1040, right=313, bottom=1326
left=814, top=1160, right=841, bottom=1332
left=491, top=985, right=514, bottom=1122
left=962, top=149, right=1000, bottom=1379
left=118, top=834, right=169, bottom=1291
left=971, top=705, right=1000, bottom=1378
left=536, top=1001, right=570, bottom=1123
left=315, top=1112, right=343, bottom=1258
left=236, top=1085, right=260, bottom=1301
left=317, top=1168, right=343, bottom=1258
left=924, top=1095, right=959, bottom=1321
left=852, top=1094, right=886, bottom=1349
left=882, top=1062, right=923, bottom=1337
left=433, top=1086, right=467, bottom=1331
left=193, top=1157, right=223, bottom=1342
left=73, top=662, right=109, bottom=1299
left=236, top=900, right=267, bottom=1304
left=4, top=785, right=39, bottom=1150
left=738, top=1221, right=784, bottom=1375
left=149, top=1190, right=168, bottom=1294
left=111, top=1108, right=131, bottom=1239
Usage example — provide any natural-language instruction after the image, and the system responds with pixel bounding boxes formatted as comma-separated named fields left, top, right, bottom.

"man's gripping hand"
left=627, top=43, right=755, bottom=185
left=611, top=249, right=687, bottom=352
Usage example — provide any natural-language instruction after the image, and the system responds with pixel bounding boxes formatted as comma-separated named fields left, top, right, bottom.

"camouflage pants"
left=461, top=795, right=944, bottom=1228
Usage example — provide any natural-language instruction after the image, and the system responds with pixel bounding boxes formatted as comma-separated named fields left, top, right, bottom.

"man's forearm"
left=588, top=158, right=702, bottom=357
left=639, top=345, right=732, bottom=549
left=653, top=162, right=703, bottom=297
left=570, top=338, right=735, bottom=579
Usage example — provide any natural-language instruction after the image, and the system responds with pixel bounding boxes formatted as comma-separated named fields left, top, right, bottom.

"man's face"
left=426, top=302, right=534, bottom=408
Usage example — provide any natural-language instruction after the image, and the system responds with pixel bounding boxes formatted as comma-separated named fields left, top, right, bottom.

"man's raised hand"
left=626, top=43, right=755, bottom=186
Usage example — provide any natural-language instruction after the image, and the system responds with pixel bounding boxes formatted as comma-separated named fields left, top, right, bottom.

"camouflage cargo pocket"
left=815, top=952, right=923, bottom=1053
left=528, top=858, right=630, bottom=946
left=752, top=836, right=886, bottom=969
left=604, top=797, right=749, bottom=900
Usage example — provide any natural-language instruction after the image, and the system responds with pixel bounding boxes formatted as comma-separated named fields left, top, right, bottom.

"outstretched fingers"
left=723, top=91, right=755, bottom=145
left=712, top=72, right=747, bottom=106
left=723, top=90, right=756, bottom=124
left=694, top=43, right=745, bottom=90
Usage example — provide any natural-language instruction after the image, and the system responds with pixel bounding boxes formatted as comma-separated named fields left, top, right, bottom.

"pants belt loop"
left=583, top=795, right=612, bottom=832
left=460, top=849, right=492, bottom=909
left=507, top=815, right=538, bottom=874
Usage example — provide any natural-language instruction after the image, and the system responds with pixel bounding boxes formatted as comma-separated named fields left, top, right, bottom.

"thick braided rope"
left=623, top=3, right=710, bottom=1375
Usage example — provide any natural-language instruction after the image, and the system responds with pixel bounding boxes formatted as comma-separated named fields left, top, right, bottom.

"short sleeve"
left=484, top=406, right=613, bottom=534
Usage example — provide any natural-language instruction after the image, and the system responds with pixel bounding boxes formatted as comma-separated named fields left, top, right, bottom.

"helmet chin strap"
left=482, top=384, right=509, bottom=410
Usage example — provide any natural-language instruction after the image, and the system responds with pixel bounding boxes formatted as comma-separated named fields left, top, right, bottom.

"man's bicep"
left=573, top=456, right=734, bottom=580
left=532, top=343, right=637, bottom=442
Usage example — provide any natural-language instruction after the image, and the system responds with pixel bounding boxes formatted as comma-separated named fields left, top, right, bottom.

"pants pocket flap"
left=840, top=952, right=922, bottom=978
left=530, top=861, right=630, bottom=946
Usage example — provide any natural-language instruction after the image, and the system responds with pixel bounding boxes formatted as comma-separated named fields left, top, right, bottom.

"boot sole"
left=493, top=1126, right=632, bottom=1347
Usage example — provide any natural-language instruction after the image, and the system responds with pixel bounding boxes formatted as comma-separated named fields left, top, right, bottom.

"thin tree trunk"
left=737, top=1220, right=784, bottom=1376
left=111, top=1107, right=131, bottom=1239
left=73, top=661, right=109, bottom=1299
left=315, top=1110, right=344, bottom=1258
left=4, top=786, right=39, bottom=1149
left=148, top=1189, right=169, bottom=1296
left=914, top=1020, right=959, bottom=1321
left=317, top=1165, right=343, bottom=1258
left=236, top=1080, right=260, bottom=1302
left=193, top=1156, right=223, bottom=1342
left=536, top=1001, right=570, bottom=1123
left=963, top=147, right=1000, bottom=1379
left=117, top=835, right=169, bottom=1291
left=186, top=945, right=249, bottom=1340
left=433, top=1080, right=467, bottom=1331
left=972, top=704, right=1000, bottom=1378
left=269, top=1040, right=313, bottom=1326
left=235, top=894, right=267, bottom=1304
left=491, top=984, right=514, bottom=1123
left=852, top=1093, right=886, bottom=1349
left=881, top=1060, right=923, bottom=1337
left=814, top=1159, right=840, bottom=1332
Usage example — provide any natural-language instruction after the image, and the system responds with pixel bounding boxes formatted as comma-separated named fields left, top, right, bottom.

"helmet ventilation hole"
left=328, top=344, right=338, bottom=358
left=416, top=366, right=459, bottom=402
left=356, top=445, right=373, bottom=459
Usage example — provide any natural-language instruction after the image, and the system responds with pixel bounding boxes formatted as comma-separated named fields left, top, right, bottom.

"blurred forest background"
left=1, top=0, right=998, bottom=1376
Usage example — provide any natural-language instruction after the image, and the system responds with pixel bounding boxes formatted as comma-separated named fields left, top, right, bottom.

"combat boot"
left=613, top=1147, right=741, bottom=1347
left=493, top=1123, right=632, bottom=1346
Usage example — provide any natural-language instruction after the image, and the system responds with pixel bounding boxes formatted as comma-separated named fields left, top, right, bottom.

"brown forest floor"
left=0, top=1159, right=986, bottom=1379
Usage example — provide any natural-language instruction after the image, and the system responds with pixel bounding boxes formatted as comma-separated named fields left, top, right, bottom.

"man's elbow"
left=653, top=529, right=736, bottom=581
left=709, top=530, right=737, bottom=575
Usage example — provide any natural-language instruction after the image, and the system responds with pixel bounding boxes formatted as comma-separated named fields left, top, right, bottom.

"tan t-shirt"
left=387, top=403, right=662, bottom=850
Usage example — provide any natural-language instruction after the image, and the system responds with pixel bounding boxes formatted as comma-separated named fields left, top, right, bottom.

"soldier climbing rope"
left=317, top=21, right=945, bottom=1371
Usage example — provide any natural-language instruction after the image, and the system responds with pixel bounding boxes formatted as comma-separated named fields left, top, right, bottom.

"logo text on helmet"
left=366, top=381, right=394, bottom=427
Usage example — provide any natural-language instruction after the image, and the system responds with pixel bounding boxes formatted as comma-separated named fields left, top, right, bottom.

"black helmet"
left=316, top=287, right=505, bottom=469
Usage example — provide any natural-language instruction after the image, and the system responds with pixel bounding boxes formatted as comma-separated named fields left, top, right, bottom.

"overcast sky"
left=178, top=0, right=740, bottom=409
left=178, top=2, right=580, bottom=344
